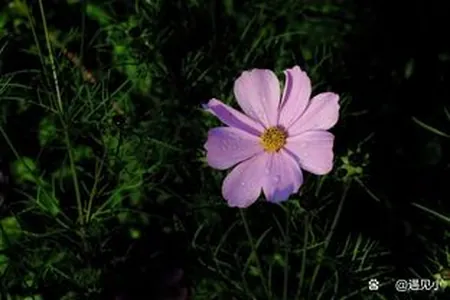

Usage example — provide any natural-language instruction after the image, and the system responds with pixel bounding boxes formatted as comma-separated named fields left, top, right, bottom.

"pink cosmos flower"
left=204, top=66, right=340, bottom=208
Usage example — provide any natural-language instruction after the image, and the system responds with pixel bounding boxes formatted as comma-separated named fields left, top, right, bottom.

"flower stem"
left=239, top=208, right=271, bottom=299
left=308, top=181, right=350, bottom=296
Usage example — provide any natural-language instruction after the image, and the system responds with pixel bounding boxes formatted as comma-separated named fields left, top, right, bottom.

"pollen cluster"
left=260, top=126, right=287, bottom=153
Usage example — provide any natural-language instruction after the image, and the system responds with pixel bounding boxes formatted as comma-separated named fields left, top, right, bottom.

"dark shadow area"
left=328, top=0, right=450, bottom=289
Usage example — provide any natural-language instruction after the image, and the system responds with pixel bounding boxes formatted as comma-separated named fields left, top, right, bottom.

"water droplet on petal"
left=274, top=175, right=281, bottom=183
left=303, top=150, right=309, bottom=158
left=254, top=108, right=265, bottom=120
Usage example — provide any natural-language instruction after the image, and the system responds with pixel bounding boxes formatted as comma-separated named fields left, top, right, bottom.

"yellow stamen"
left=260, top=126, right=287, bottom=153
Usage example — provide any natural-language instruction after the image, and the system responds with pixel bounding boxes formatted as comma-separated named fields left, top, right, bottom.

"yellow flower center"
left=260, top=126, right=287, bottom=153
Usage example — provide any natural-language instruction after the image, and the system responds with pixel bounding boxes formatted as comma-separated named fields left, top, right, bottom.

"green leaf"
left=0, top=216, right=22, bottom=274
left=0, top=216, right=22, bottom=249
left=404, top=58, right=415, bottom=79
left=38, top=117, right=57, bottom=147
left=36, top=185, right=60, bottom=216
left=11, top=157, right=38, bottom=183
left=412, top=117, right=450, bottom=138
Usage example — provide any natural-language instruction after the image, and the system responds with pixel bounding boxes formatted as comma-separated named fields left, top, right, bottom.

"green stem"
left=38, top=0, right=63, bottom=113
left=63, top=126, right=83, bottom=225
left=85, top=150, right=106, bottom=223
left=411, top=202, right=450, bottom=224
left=294, top=214, right=309, bottom=300
left=283, top=208, right=290, bottom=300
left=239, top=208, right=271, bottom=299
left=308, top=181, right=350, bottom=296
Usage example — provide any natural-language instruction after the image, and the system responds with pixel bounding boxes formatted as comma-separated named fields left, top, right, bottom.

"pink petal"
left=204, top=98, right=264, bottom=136
left=205, top=127, right=263, bottom=170
left=222, top=153, right=269, bottom=208
left=233, top=69, right=281, bottom=127
left=262, top=149, right=303, bottom=203
left=285, top=131, right=335, bottom=175
left=287, top=92, right=339, bottom=136
left=278, top=66, right=312, bottom=128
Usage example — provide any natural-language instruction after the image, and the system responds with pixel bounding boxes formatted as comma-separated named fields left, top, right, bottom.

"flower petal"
left=285, top=130, right=335, bottom=175
left=278, top=66, right=312, bottom=128
left=287, top=92, right=339, bottom=136
left=203, top=98, right=264, bottom=136
left=233, top=69, right=281, bottom=127
left=262, top=149, right=303, bottom=203
left=205, top=127, right=263, bottom=170
left=222, top=153, right=268, bottom=208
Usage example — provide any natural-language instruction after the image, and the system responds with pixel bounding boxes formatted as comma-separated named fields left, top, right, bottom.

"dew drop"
left=254, top=108, right=265, bottom=120
left=303, top=152, right=309, bottom=158
left=274, top=175, right=281, bottom=183
left=220, top=141, right=228, bottom=150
